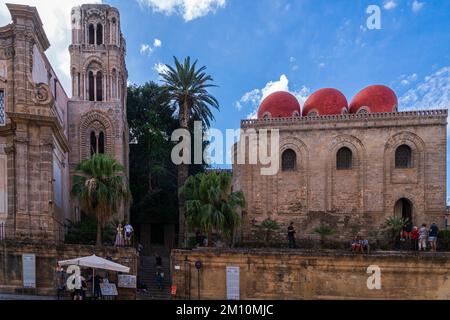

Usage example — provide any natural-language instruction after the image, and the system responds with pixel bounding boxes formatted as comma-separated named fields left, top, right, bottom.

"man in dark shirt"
left=429, top=222, right=439, bottom=252
left=288, top=222, right=296, bottom=249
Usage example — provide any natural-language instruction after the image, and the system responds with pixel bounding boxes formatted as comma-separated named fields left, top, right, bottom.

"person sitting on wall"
left=351, top=236, right=362, bottom=253
left=359, top=237, right=369, bottom=254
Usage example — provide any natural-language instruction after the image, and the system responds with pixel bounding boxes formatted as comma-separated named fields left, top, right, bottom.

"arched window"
left=111, top=18, right=117, bottom=44
left=112, top=68, right=117, bottom=99
left=90, top=131, right=97, bottom=156
left=395, top=145, right=412, bottom=168
left=88, top=71, right=95, bottom=101
left=96, top=23, right=103, bottom=45
left=96, top=71, right=103, bottom=102
left=336, top=147, right=352, bottom=170
left=98, top=131, right=105, bottom=154
left=90, top=130, right=106, bottom=156
left=282, top=149, right=297, bottom=171
left=88, top=24, right=95, bottom=44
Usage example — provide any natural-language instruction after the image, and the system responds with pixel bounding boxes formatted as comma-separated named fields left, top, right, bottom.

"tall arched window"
left=88, top=24, right=95, bottom=44
left=96, top=23, right=103, bottom=45
left=90, top=130, right=106, bottom=156
left=282, top=149, right=297, bottom=171
left=98, top=132, right=105, bottom=154
left=90, top=131, right=97, bottom=156
left=336, top=147, right=352, bottom=170
left=88, top=71, right=95, bottom=101
left=111, top=68, right=117, bottom=99
left=395, top=145, right=412, bottom=168
left=96, top=71, right=103, bottom=102
left=111, top=18, right=117, bottom=44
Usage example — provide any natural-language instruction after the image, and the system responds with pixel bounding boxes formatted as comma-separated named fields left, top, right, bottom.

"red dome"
left=257, top=91, right=301, bottom=119
left=349, top=85, right=398, bottom=114
left=302, top=88, right=348, bottom=116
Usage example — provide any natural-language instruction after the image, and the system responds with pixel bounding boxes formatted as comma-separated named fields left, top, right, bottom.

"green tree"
left=127, top=83, right=179, bottom=226
left=313, top=223, right=336, bottom=248
left=160, top=57, right=220, bottom=246
left=260, top=219, right=280, bottom=245
left=179, top=172, right=244, bottom=246
left=71, top=154, right=132, bottom=246
left=383, top=216, right=408, bottom=246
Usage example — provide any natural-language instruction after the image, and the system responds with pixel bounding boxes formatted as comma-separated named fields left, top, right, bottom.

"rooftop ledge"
left=241, top=109, right=448, bottom=127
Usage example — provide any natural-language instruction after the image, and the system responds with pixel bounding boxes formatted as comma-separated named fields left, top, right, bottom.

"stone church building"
left=233, top=87, right=448, bottom=243
left=0, top=3, right=129, bottom=242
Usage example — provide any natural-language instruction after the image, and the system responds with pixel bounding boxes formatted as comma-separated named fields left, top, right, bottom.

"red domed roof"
left=302, top=88, right=348, bottom=116
left=257, top=91, right=301, bottom=119
left=349, top=85, right=398, bottom=114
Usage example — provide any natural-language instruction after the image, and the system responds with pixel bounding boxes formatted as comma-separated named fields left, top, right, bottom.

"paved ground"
left=0, top=294, right=58, bottom=300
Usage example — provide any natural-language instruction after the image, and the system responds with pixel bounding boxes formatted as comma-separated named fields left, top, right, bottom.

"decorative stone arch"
left=326, top=134, right=367, bottom=212
left=279, top=136, right=309, bottom=173
left=356, top=106, right=371, bottom=114
left=83, top=56, right=107, bottom=74
left=80, top=110, right=114, bottom=160
left=384, top=131, right=425, bottom=170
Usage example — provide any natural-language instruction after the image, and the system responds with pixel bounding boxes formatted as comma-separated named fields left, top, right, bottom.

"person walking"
left=418, top=224, right=428, bottom=251
left=428, top=222, right=439, bottom=252
left=287, top=222, right=296, bottom=248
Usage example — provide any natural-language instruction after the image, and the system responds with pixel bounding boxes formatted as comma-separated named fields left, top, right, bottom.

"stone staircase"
left=137, top=256, right=172, bottom=300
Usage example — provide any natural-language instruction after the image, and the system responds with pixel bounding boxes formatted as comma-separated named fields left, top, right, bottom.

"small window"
left=96, top=24, right=103, bottom=45
left=90, top=131, right=97, bottom=156
left=88, top=24, right=95, bottom=44
left=308, top=111, right=318, bottom=117
left=282, top=149, right=297, bottom=171
left=0, top=89, right=5, bottom=125
left=337, top=147, right=352, bottom=170
left=96, top=71, right=103, bottom=101
left=88, top=71, right=95, bottom=101
left=98, top=131, right=105, bottom=154
left=395, top=145, right=412, bottom=168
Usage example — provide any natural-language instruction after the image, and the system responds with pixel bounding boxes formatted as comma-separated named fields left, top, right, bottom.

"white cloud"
left=137, top=0, right=226, bottom=22
left=318, top=62, right=326, bottom=68
left=399, top=67, right=450, bottom=111
left=154, top=62, right=170, bottom=76
left=399, top=73, right=418, bottom=86
left=234, top=75, right=310, bottom=119
left=153, top=38, right=162, bottom=47
left=0, top=0, right=102, bottom=94
left=412, top=1, right=425, bottom=12
left=140, top=43, right=153, bottom=56
left=383, top=0, right=398, bottom=10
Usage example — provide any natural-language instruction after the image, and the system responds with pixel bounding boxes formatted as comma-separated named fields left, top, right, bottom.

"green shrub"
left=64, top=216, right=116, bottom=246
left=438, top=230, right=450, bottom=251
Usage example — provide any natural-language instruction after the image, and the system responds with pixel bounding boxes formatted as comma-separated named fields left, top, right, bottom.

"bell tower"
left=68, top=4, right=129, bottom=222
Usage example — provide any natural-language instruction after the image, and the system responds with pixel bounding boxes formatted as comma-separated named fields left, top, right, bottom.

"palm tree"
left=160, top=56, right=220, bottom=246
left=260, top=219, right=280, bottom=245
left=179, top=172, right=244, bottom=246
left=383, top=216, right=408, bottom=248
left=313, top=223, right=336, bottom=248
left=71, top=154, right=132, bottom=246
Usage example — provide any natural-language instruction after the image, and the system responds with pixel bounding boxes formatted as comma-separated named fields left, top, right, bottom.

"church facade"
left=233, top=87, right=448, bottom=243
left=0, top=3, right=129, bottom=242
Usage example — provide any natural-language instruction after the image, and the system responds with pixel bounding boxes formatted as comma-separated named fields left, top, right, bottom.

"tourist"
left=156, top=267, right=164, bottom=290
left=287, top=222, right=296, bottom=248
left=195, top=230, right=204, bottom=247
left=410, top=226, right=419, bottom=251
left=402, top=219, right=413, bottom=241
left=88, top=274, right=103, bottom=299
left=360, top=237, right=369, bottom=253
left=114, top=223, right=124, bottom=247
left=418, top=224, right=428, bottom=251
left=124, top=222, right=134, bottom=246
left=428, top=222, right=439, bottom=252
left=351, top=236, right=360, bottom=252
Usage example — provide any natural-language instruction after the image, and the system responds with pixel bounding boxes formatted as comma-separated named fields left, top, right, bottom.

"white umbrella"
left=58, top=255, right=130, bottom=273
left=58, top=255, right=130, bottom=298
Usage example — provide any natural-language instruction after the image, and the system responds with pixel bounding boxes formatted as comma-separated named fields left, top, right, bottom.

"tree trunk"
left=177, top=99, right=190, bottom=247
left=96, top=221, right=102, bottom=247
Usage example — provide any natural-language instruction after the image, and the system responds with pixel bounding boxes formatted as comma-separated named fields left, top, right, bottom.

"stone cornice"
left=6, top=112, right=70, bottom=153
left=241, top=109, right=448, bottom=130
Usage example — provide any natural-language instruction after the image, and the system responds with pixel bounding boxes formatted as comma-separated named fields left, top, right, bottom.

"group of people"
left=351, top=236, right=370, bottom=253
left=114, top=222, right=134, bottom=247
left=403, top=222, right=439, bottom=252
left=71, top=273, right=104, bottom=300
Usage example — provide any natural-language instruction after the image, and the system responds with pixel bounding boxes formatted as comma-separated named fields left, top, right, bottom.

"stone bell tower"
left=68, top=4, right=129, bottom=222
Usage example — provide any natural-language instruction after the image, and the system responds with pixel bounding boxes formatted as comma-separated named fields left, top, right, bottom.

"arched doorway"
left=394, top=198, right=413, bottom=223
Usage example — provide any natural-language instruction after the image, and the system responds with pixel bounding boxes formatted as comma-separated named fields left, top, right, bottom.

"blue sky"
left=1, top=0, right=449, bottom=198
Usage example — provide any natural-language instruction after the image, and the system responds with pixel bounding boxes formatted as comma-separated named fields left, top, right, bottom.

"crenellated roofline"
left=241, top=109, right=448, bottom=129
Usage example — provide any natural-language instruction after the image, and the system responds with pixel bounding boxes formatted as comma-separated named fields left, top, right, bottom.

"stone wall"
left=232, top=111, right=448, bottom=244
left=0, top=241, right=139, bottom=299
left=171, top=249, right=450, bottom=300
